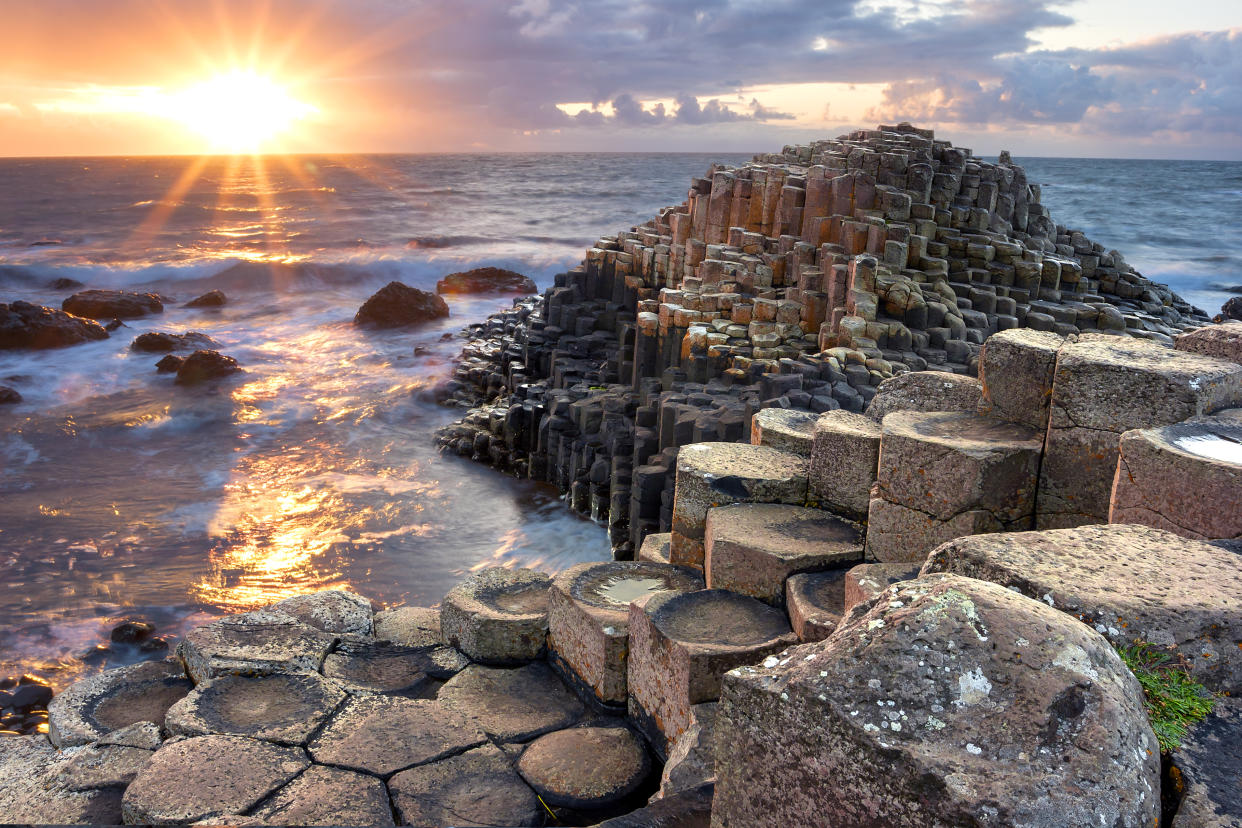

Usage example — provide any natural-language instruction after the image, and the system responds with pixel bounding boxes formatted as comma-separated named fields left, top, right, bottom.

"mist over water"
left=0, top=151, right=1237, bottom=688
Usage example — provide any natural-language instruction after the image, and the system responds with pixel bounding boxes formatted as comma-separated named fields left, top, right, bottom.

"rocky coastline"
left=4, top=124, right=1242, bottom=826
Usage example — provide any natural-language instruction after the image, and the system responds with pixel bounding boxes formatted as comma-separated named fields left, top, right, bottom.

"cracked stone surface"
left=437, top=662, right=583, bottom=743
left=165, top=673, right=347, bottom=744
left=712, top=574, right=1160, bottom=828
left=865, top=496, right=1003, bottom=563
left=388, top=743, right=542, bottom=828
left=177, top=608, right=338, bottom=684
left=976, top=328, right=1065, bottom=432
left=121, top=735, right=309, bottom=825
left=48, top=660, right=192, bottom=748
left=0, top=736, right=126, bottom=824
left=308, top=695, right=487, bottom=778
left=249, top=764, right=395, bottom=826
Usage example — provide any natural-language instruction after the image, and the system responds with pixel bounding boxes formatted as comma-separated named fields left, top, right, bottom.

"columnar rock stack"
left=437, top=123, right=1212, bottom=557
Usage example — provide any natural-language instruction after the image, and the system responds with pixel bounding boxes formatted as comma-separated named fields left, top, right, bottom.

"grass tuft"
left=1117, top=642, right=1216, bottom=752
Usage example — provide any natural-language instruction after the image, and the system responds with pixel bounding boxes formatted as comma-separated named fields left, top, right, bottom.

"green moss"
left=1117, top=642, right=1216, bottom=752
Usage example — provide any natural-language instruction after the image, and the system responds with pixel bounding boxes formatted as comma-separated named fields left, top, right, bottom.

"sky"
left=0, top=0, right=1239, bottom=159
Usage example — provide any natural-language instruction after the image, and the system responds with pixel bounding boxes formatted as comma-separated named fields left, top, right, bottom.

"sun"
left=167, top=70, right=317, bottom=153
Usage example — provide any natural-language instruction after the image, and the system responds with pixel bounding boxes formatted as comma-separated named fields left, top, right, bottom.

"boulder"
left=671, top=442, right=807, bottom=568
left=784, top=569, right=851, bottom=641
left=307, top=695, right=486, bottom=777
left=435, top=267, right=537, bottom=295
left=373, top=605, right=441, bottom=647
left=517, top=726, right=651, bottom=809
left=185, top=290, right=227, bottom=308
left=271, top=589, right=373, bottom=636
left=62, top=289, right=163, bottom=319
left=437, top=662, right=583, bottom=742
left=547, top=561, right=703, bottom=707
left=165, top=673, right=347, bottom=744
left=922, top=523, right=1242, bottom=694
left=627, top=589, right=797, bottom=756
left=1038, top=337, right=1242, bottom=528
left=156, top=354, right=184, bottom=373
left=712, top=574, right=1160, bottom=827
left=1170, top=697, right=1242, bottom=827
left=121, top=735, right=308, bottom=824
left=354, top=281, right=449, bottom=328
left=48, top=660, right=192, bottom=748
left=388, top=743, right=543, bottom=828
left=439, top=567, right=551, bottom=664
left=174, top=349, right=241, bottom=384
left=807, top=410, right=881, bottom=521
left=749, top=408, right=817, bottom=456
left=976, top=328, right=1064, bottom=431
left=0, top=300, right=108, bottom=349
left=1216, top=296, right=1242, bottom=323
left=704, top=503, right=862, bottom=606
left=865, top=371, right=983, bottom=422
left=1110, top=419, right=1242, bottom=540
left=130, top=331, right=218, bottom=352
left=177, top=608, right=337, bottom=684
left=249, top=765, right=395, bottom=826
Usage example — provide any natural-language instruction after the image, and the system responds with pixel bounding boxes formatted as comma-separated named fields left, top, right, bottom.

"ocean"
left=0, top=151, right=1238, bottom=690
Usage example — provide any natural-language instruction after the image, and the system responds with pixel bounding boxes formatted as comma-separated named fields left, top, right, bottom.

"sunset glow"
left=166, top=71, right=317, bottom=153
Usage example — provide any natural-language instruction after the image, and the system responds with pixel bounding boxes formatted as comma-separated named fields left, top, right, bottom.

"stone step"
left=784, top=569, right=851, bottom=641
left=808, top=409, right=882, bottom=522
left=749, top=408, right=817, bottom=456
left=439, top=567, right=551, bottom=665
left=636, top=532, right=672, bottom=564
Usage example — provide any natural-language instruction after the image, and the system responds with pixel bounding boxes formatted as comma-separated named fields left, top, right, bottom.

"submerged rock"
left=0, top=385, right=20, bottom=404
left=155, top=354, right=184, bottom=373
left=62, top=289, right=163, bottom=319
left=130, top=331, right=219, bottom=352
left=185, top=289, right=227, bottom=308
left=354, top=281, right=449, bottom=328
left=174, top=350, right=241, bottom=384
left=436, top=267, right=537, bottom=295
left=0, top=300, right=108, bottom=350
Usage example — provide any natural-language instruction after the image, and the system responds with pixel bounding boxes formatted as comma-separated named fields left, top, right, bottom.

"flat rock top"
left=787, top=570, right=849, bottom=617
left=1140, top=420, right=1242, bottom=466
left=708, top=503, right=862, bottom=558
left=517, top=727, right=650, bottom=808
left=813, top=409, right=881, bottom=438
left=866, top=371, right=982, bottom=421
left=271, top=590, right=373, bottom=636
left=676, top=441, right=806, bottom=479
left=249, top=764, right=395, bottom=827
left=650, top=590, right=794, bottom=648
left=1062, top=337, right=1239, bottom=377
left=389, top=744, right=542, bottom=828
left=48, top=659, right=192, bottom=747
left=882, top=410, right=1042, bottom=450
left=165, top=673, right=346, bottom=745
left=179, top=608, right=337, bottom=680
left=754, top=408, right=817, bottom=435
left=437, top=662, right=583, bottom=742
left=451, top=567, right=552, bottom=617
left=561, top=561, right=703, bottom=616
left=373, top=606, right=441, bottom=647
left=984, top=328, right=1065, bottom=354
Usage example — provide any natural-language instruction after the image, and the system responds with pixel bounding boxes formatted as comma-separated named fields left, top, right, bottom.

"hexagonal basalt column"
left=750, top=408, right=817, bottom=456
left=671, top=442, right=807, bottom=569
left=808, top=410, right=881, bottom=522
left=48, top=660, right=193, bottom=748
left=867, top=411, right=1042, bottom=562
left=1038, top=337, right=1242, bottom=528
left=177, top=609, right=337, bottom=684
left=976, top=328, right=1064, bottom=432
left=547, top=561, right=703, bottom=708
left=637, top=532, right=672, bottom=564
left=627, top=589, right=797, bottom=756
left=439, top=567, right=552, bottom=665
left=784, top=570, right=851, bottom=641
left=704, top=503, right=862, bottom=606
left=1110, top=419, right=1242, bottom=540
left=165, top=673, right=347, bottom=744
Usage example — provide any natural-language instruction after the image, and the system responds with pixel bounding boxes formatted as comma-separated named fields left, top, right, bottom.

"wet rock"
left=165, top=673, right=347, bottom=744
left=657, top=702, right=718, bottom=799
left=749, top=409, right=817, bottom=456
left=1170, top=696, right=1241, bottom=827
left=354, top=281, right=449, bottom=328
left=49, top=277, right=85, bottom=290
left=865, top=371, right=983, bottom=422
left=671, top=442, right=807, bottom=568
left=1038, top=337, right=1242, bottom=528
left=807, top=410, right=881, bottom=522
left=0, top=385, right=20, bottom=404
left=130, top=331, right=219, bottom=352
left=440, top=567, right=551, bottom=664
left=9, top=681, right=52, bottom=710
left=0, top=736, right=126, bottom=824
left=388, top=743, right=543, bottom=828
left=842, top=561, right=921, bottom=615
left=922, top=523, right=1242, bottom=694
left=175, top=349, right=241, bottom=384
left=548, top=561, right=704, bottom=707
left=704, top=503, right=862, bottom=607
left=177, top=608, right=337, bottom=684
left=436, top=266, right=537, bottom=295
left=637, top=533, right=672, bottom=564
left=1217, top=296, right=1242, bottom=323
left=784, top=569, right=850, bottom=641
left=308, top=695, right=487, bottom=777
left=518, top=726, right=650, bottom=810
left=110, top=619, right=156, bottom=644
left=1110, top=419, right=1242, bottom=540
left=437, top=662, right=584, bottom=743
left=628, top=589, right=796, bottom=755
left=321, top=640, right=435, bottom=695
left=156, top=354, right=184, bottom=373
left=373, top=605, right=441, bottom=647
left=104, top=317, right=125, bottom=331
left=0, top=300, right=109, bottom=350
left=272, top=589, right=373, bottom=636
left=712, top=574, right=1160, bottom=827
left=62, top=289, right=163, bottom=319
left=249, top=764, right=395, bottom=826
left=185, top=289, right=227, bottom=308
left=977, top=328, right=1065, bottom=431
left=121, top=735, right=309, bottom=824
left=48, top=660, right=192, bottom=748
